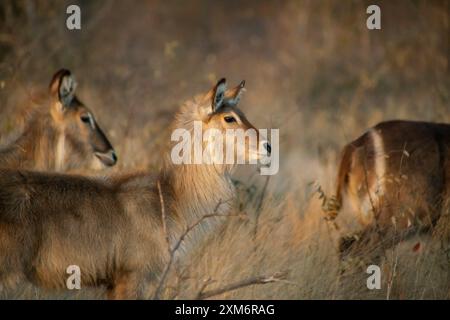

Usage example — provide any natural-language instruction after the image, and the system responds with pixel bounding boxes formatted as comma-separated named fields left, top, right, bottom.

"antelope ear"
left=225, top=80, right=246, bottom=107
left=212, top=78, right=226, bottom=112
left=49, top=69, right=77, bottom=108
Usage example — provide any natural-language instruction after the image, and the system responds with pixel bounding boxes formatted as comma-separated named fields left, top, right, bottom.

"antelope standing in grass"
left=0, top=69, right=117, bottom=171
left=0, top=79, right=271, bottom=299
left=335, top=120, right=450, bottom=257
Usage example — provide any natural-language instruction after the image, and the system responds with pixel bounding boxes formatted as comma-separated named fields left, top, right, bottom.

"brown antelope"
left=0, top=69, right=117, bottom=171
left=335, top=120, right=450, bottom=257
left=0, top=78, right=271, bottom=299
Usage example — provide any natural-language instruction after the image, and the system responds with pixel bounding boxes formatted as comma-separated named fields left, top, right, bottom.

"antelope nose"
left=111, top=151, right=118, bottom=164
left=264, top=142, right=271, bottom=155
left=95, top=150, right=118, bottom=167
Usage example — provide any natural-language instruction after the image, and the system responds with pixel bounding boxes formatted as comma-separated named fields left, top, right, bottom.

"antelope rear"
left=335, top=120, right=450, bottom=256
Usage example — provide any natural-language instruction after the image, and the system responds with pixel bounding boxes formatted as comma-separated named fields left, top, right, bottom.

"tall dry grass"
left=0, top=0, right=449, bottom=299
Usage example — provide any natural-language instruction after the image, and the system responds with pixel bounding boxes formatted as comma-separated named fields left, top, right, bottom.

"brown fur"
left=336, top=120, right=450, bottom=256
left=335, top=134, right=367, bottom=209
left=0, top=69, right=117, bottom=172
left=0, top=79, right=269, bottom=299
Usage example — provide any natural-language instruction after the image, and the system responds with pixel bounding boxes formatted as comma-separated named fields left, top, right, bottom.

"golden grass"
left=0, top=0, right=449, bottom=299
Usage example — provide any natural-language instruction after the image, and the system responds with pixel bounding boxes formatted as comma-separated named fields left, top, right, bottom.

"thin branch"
left=153, top=199, right=243, bottom=299
left=386, top=245, right=399, bottom=300
left=310, top=181, right=341, bottom=232
left=195, top=277, right=215, bottom=299
left=196, top=271, right=288, bottom=300
left=167, top=262, right=194, bottom=300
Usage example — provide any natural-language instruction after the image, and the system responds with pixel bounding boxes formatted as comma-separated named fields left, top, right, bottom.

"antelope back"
left=337, top=120, right=450, bottom=231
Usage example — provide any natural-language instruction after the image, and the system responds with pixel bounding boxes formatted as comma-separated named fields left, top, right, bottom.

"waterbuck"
left=0, top=69, right=117, bottom=171
left=0, top=78, right=271, bottom=299
left=335, top=120, right=450, bottom=257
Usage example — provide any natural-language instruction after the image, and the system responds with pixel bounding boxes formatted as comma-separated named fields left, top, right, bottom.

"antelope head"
left=49, top=69, right=117, bottom=170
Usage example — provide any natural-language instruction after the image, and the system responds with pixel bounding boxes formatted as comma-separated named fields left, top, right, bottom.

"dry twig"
left=153, top=195, right=241, bottom=299
left=195, top=271, right=289, bottom=300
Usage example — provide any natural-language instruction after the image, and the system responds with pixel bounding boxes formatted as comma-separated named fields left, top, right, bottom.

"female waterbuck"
left=0, top=79, right=271, bottom=299
left=0, top=69, right=117, bottom=171
left=335, top=120, right=450, bottom=256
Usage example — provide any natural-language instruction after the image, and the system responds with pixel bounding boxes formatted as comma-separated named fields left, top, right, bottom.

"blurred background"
left=0, top=0, right=449, bottom=299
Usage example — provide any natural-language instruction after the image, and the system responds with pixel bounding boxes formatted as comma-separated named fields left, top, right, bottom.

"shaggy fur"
left=0, top=79, right=269, bottom=299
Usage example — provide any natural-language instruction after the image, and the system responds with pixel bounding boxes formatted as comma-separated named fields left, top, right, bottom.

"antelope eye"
left=224, top=116, right=236, bottom=123
left=80, top=115, right=90, bottom=123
